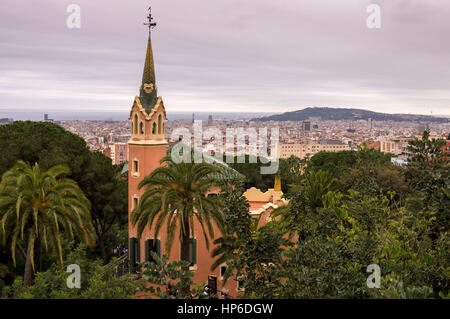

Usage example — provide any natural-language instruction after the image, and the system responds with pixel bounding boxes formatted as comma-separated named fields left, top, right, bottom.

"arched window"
left=152, top=122, right=156, bottom=134
left=133, top=114, right=138, bottom=135
left=158, top=114, right=162, bottom=135
left=140, top=121, right=144, bottom=135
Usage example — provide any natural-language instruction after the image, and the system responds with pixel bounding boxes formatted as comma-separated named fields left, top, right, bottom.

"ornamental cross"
left=144, top=6, right=157, bottom=35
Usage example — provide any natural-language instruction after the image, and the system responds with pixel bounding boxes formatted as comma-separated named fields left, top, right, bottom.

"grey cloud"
left=0, top=0, right=449, bottom=115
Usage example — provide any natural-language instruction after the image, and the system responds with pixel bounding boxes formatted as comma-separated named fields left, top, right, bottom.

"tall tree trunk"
left=98, top=233, right=108, bottom=265
left=34, top=235, right=42, bottom=272
left=23, top=235, right=34, bottom=287
left=180, top=213, right=191, bottom=297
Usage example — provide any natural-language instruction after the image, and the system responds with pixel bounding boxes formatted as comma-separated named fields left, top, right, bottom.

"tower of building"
left=208, top=114, right=213, bottom=126
left=128, top=7, right=168, bottom=268
left=126, top=8, right=253, bottom=297
left=302, top=120, right=311, bottom=132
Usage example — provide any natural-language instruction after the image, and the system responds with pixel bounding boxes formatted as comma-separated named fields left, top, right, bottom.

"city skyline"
left=1, top=0, right=450, bottom=115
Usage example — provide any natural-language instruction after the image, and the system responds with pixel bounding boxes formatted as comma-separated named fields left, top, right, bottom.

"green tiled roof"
left=166, top=142, right=245, bottom=181
left=139, top=37, right=158, bottom=114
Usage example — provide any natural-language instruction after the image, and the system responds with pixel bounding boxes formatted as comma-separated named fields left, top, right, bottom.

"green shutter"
left=145, top=240, right=149, bottom=262
left=129, top=237, right=136, bottom=267
left=136, top=239, right=141, bottom=264
left=156, top=239, right=161, bottom=257
left=192, top=238, right=197, bottom=265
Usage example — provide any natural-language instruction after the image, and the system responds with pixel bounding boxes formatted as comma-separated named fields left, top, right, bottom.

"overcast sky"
left=1, top=0, right=450, bottom=115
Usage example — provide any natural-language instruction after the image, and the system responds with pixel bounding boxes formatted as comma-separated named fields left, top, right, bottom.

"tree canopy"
left=0, top=121, right=91, bottom=182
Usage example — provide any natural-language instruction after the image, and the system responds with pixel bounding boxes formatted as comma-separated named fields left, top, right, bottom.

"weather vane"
left=144, top=6, right=157, bottom=36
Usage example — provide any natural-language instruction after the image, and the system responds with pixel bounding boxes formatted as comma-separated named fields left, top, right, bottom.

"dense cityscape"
left=10, top=114, right=446, bottom=165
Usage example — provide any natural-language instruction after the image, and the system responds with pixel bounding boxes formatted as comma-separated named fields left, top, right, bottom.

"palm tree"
left=301, top=169, right=337, bottom=210
left=0, top=161, right=95, bottom=286
left=272, top=169, right=337, bottom=239
left=131, top=157, right=226, bottom=295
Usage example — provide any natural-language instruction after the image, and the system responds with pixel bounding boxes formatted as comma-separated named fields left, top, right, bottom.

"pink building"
left=110, top=143, right=129, bottom=165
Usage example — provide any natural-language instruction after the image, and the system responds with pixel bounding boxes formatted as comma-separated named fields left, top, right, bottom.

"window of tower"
left=158, top=114, right=162, bottom=134
left=152, top=122, right=156, bottom=134
left=140, top=121, right=144, bottom=135
left=134, top=114, right=138, bottom=135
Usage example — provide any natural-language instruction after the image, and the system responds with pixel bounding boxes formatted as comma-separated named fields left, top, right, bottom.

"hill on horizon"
left=253, top=107, right=449, bottom=123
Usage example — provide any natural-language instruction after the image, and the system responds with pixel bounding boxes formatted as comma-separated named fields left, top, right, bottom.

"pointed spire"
left=139, top=6, right=158, bottom=113
left=274, top=173, right=281, bottom=192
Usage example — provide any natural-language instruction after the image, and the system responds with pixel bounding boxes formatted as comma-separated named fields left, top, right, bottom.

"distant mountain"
left=253, top=107, right=449, bottom=123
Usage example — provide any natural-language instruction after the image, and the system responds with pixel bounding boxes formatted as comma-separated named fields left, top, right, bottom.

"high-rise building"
left=43, top=114, right=53, bottom=122
left=208, top=114, right=213, bottom=126
left=379, top=137, right=413, bottom=155
left=107, top=133, right=114, bottom=143
left=368, top=118, right=373, bottom=130
left=108, top=143, right=128, bottom=165
left=302, top=121, right=311, bottom=132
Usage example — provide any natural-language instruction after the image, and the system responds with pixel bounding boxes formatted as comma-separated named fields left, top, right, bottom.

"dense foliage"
left=1, top=245, right=141, bottom=299
left=141, top=252, right=210, bottom=299
left=214, top=133, right=449, bottom=298
left=0, top=122, right=128, bottom=287
left=79, top=152, right=128, bottom=264
left=0, top=161, right=95, bottom=286
left=230, top=155, right=306, bottom=193
left=0, top=121, right=91, bottom=182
